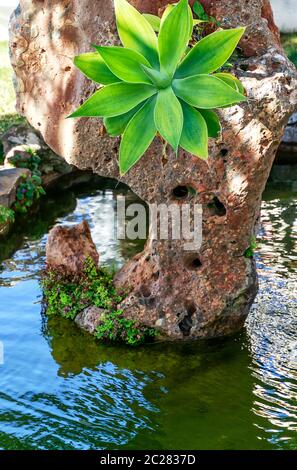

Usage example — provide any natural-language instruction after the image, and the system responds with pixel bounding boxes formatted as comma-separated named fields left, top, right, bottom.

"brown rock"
left=75, top=306, right=108, bottom=334
left=46, top=221, right=99, bottom=274
left=10, top=1, right=297, bottom=339
left=0, top=167, right=30, bottom=208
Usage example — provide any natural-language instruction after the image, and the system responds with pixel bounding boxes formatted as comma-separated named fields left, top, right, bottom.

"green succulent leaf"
left=158, top=0, right=190, bottom=77
left=180, top=102, right=208, bottom=159
left=94, top=46, right=152, bottom=84
left=120, top=97, right=157, bottom=175
left=173, top=74, right=247, bottom=109
left=74, top=52, right=120, bottom=84
left=69, top=83, right=156, bottom=118
left=161, top=3, right=194, bottom=40
left=198, top=109, right=221, bottom=138
left=114, top=0, right=159, bottom=68
left=142, top=14, right=161, bottom=32
left=214, top=72, right=246, bottom=95
left=176, top=27, right=246, bottom=78
left=141, top=65, right=171, bottom=88
left=104, top=102, right=145, bottom=136
left=154, top=87, right=183, bottom=151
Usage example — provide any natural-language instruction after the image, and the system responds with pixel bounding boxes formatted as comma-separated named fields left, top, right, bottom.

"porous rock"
left=46, top=220, right=99, bottom=274
left=10, top=1, right=297, bottom=339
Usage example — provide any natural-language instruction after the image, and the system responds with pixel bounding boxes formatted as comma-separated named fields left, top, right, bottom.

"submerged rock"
left=9, top=0, right=297, bottom=340
left=46, top=221, right=99, bottom=274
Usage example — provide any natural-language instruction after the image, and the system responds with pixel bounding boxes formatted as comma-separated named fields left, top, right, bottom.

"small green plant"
left=244, top=236, right=257, bottom=258
left=69, top=0, right=246, bottom=175
left=13, top=173, right=45, bottom=214
left=42, top=258, right=155, bottom=345
left=95, top=309, right=156, bottom=346
left=193, top=1, right=220, bottom=26
left=0, top=204, right=15, bottom=225
left=10, top=148, right=42, bottom=176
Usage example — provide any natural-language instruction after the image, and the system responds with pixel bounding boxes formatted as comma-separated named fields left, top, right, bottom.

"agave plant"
left=69, top=0, right=246, bottom=175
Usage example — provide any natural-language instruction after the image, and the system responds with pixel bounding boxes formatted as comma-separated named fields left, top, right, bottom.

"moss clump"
left=42, top=258, right=156, bottom=346
left=95, top=309, right=156, bottom=346
left=0, top=205, right=15, bottom=225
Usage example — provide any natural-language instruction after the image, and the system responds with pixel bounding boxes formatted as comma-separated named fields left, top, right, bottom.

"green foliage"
left=42, top=258, right=121, bottom=319
left=70, top=0, right=246, bottom=175
left=0, top=204, right=15, bottom=225
left=10, top=149, right=42, bottom=175
left=11, top=148, right=46, bottom=214
left=244, top=236, right=257, bottom=258
left=281, top=33, right=297, bottom=68
left=192, top=1, right=220, bottom=26
left=95, top=309, right=156, bottom=346
left=13, top=173, right=45, bottom=214
left=42, top=258, right=155, bottom=346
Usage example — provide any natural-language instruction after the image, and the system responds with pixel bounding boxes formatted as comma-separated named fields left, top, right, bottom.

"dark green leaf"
left=176, top=27, right=246, bottom=78
left=158, top=0, right=190, bottom=77
left=154, top=87, right=183, bottom=151
left=104, top=102, right=145, bottom=136
left=173, top=74, right=247, bottom=108
left=120, top=97, right=157, bottom=175
left=69, top=83, right=156, bottom=118
left=180, top=101, right=208, bottom=159
left=198, top=109, right=221, bottom=138
left=114, top=0, right=159, bottom=68
left=74, top=52, right=120, bottom=84
left=94, top=46, right=152, bottom=84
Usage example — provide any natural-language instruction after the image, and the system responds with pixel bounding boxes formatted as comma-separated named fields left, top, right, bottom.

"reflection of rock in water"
left=0, top=191, right=77, bottom=266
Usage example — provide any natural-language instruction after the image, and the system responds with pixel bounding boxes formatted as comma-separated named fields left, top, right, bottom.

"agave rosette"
left=70, top=0, right=246, bottom=175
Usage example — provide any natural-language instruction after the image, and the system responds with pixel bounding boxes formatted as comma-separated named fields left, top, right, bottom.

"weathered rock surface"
left=1, top=122, right=96, bottom=190
left=0, top=167, right=30, bottom=208
left=46, top=220, right=99, bottom=274
left=10, top=1, right=297, bottom=339
left=75, top=306, right=108, bottom=334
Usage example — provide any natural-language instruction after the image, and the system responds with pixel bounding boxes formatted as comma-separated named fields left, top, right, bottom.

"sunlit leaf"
left=142, top=14, right=161, bottom=32
left=173, top=74, right=246, bottom=108
left=74, top=53, right=120, bottom=84
left=104, top=102, right=145, bottom=136
left=154, top=87, right=183, bottom=151
left=198, top=109, right=221, bottom=138
left=94, top=46, right=152, bottom=84
left=69, top=83, right=156, bottom=118
left=180, top=102, right=208, bottom=159
left=176, top=27, right=246, bottom=78
left=158, top=0, right=190, bottom=77
left=114, top=0, right=159, bottom=68
left=120, top=97, right=157, bottom=175
left=214, top=72, right=246, bottom=95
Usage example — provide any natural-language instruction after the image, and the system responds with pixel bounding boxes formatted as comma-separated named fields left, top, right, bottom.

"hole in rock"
left=207, top=197, right=227, bottom=217
left=220, top=148, right=228, bottom=157
left=172, top=186, right=189, bottom=200
left=185, top=256, right=202, bottom=270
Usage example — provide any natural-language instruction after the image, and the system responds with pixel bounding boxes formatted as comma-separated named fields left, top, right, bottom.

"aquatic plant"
left=42, top=258, right=155, bottom=346
left=70, top=0, right=246, bottom=175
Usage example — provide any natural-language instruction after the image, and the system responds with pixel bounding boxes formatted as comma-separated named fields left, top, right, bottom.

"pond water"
left=0, top=179, right=296, bottom=450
